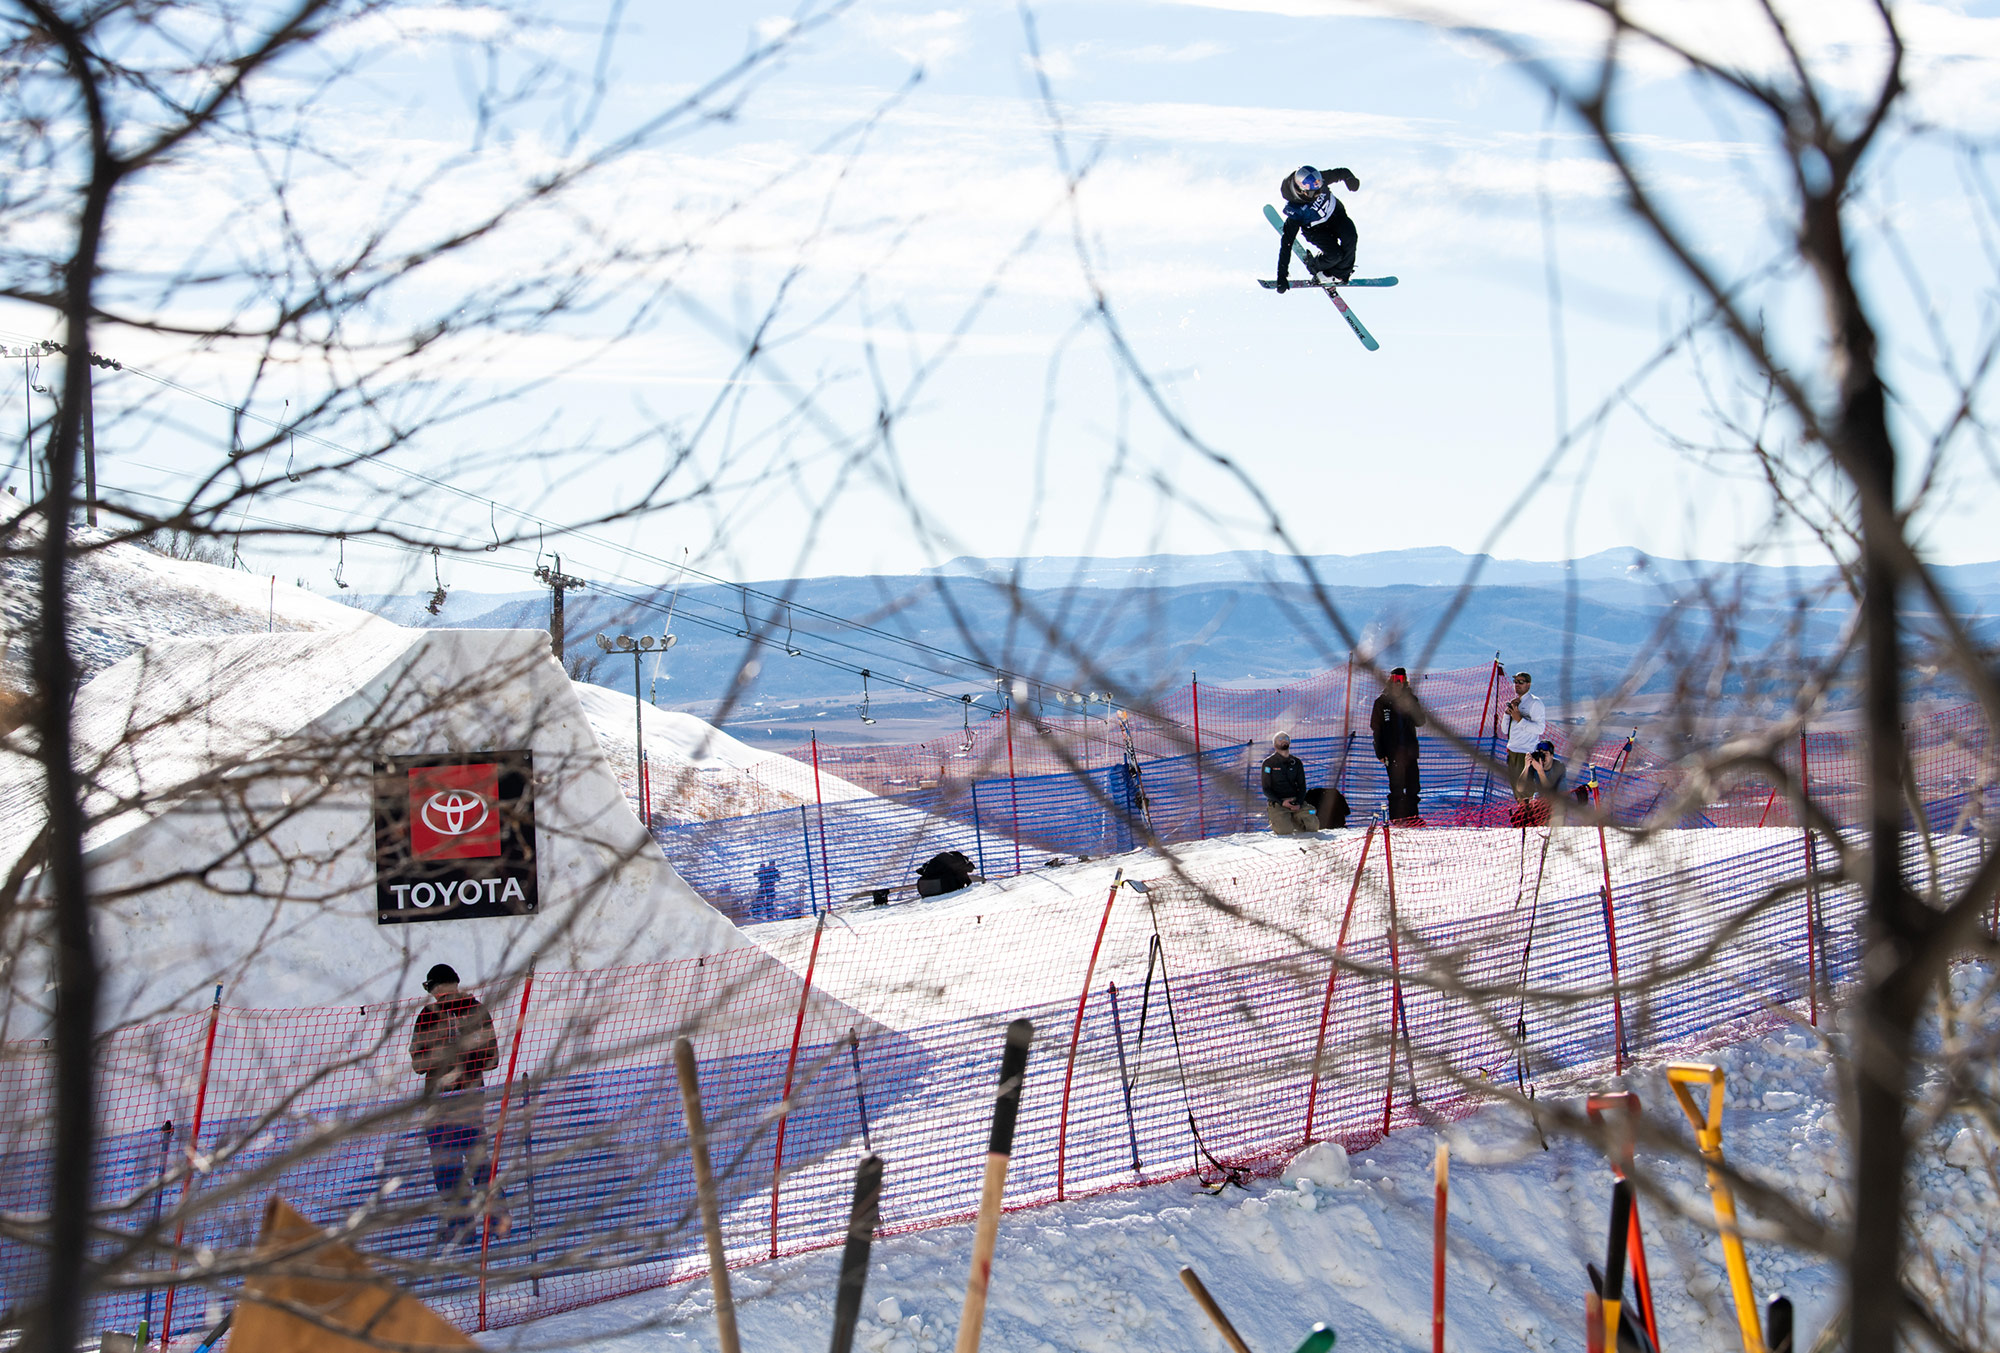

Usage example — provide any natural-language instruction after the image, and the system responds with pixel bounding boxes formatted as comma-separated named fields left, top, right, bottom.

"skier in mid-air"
left=1272, top=164, right=1360, bottom=292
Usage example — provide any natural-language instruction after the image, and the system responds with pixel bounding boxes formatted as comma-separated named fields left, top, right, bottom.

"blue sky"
left=8, top=0, right=2000, bottom=596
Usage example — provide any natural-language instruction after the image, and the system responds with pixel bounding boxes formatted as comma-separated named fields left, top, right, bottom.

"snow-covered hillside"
left=508, top=988, right=1999, bottom=1353
left=0, top=527, right=392, bottom=685
left=572, top=681, right=874, bottom=822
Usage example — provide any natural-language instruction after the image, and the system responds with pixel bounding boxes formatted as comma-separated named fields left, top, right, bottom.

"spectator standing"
left=409, top=963, right=503, bottom=1242
left=1370, top=666, right=1427, bottom=821
left=1260, top=732, right=1317, bottom=835
left=753, top=860, right=781, bottom=919
left=1502, top=671, right=1548, bottom=802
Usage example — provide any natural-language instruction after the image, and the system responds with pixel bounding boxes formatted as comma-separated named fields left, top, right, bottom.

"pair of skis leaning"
left=1261, top=203, right=1391, bottom=352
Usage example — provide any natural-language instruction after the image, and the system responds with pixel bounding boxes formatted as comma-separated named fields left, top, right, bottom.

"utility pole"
left=34, top=340, right=119, bottom=525
left=534, top=553, right=587, bottom=663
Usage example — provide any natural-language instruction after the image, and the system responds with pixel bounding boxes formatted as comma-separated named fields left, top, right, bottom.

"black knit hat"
left=423, top=963, right=460, bottom=991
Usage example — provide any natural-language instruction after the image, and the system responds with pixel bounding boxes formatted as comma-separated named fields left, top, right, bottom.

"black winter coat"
left=1371, top=686, right=1428, bottom=759
left=1261, top=751, right=1307, bottom=803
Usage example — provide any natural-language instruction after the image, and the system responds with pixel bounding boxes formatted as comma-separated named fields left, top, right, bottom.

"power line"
left=26, top=336, right=1186, bottom=730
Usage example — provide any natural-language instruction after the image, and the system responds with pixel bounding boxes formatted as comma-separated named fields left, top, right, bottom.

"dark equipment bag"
left=916, top=849, right=978, bottom=897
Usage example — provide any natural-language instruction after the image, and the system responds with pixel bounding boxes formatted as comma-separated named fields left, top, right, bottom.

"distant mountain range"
left=348, top=546, right=2000, bottom=723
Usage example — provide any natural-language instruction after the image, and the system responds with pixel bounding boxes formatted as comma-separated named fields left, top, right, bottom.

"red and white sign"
left=408, top=762, right=503, bottom=861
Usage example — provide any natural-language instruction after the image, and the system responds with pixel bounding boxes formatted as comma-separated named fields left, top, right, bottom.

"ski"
left=1263, top=204, right=1381, bottom=352
left=1259, top=276, right=1398, bottom=289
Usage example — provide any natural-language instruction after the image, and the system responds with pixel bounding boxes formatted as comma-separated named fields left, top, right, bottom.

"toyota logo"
left=421, top=789, right=491, bottom=836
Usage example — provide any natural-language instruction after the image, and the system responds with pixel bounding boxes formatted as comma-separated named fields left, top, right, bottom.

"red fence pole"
left=1191, top=673, right=1207, bottom=839
left=1596, top=825, right=1629, bottom=1072
left=478, top=970, right=536, bottom=1331
left=1056, top=872, right=1125, bottom=1200
left=1461, top=659, right=1501, bottom=811
left=157, top=984, right=222, bottom=1348
left=1799, top=730, right=1820, bottom=1026
left=810, top=733, right=833, bottom=910
left=769, top=914, right=826, bottom=1258
left=1303, top=826, right=1376, bottom=1145
left=1006, top=706, right=1022, bottom=876
left=1379, top=825, right=1408, bottom=1136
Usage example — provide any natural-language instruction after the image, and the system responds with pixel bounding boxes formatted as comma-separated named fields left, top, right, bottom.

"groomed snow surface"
left=507, top=973, right=1999, bottom=1353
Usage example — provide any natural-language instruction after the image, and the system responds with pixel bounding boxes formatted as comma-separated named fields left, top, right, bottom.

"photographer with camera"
left=1501, top=670, right=1548, bottom=802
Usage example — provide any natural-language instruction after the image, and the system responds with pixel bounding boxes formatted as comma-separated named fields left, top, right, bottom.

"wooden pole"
left=674, top=1038, right=742, bottom=1353
left=1178, top=1267, right=1255, bottom=1353
left=954, top=1019, right=1034, bottom=1353
left=1433, top=1141, right=1448, bottom=1353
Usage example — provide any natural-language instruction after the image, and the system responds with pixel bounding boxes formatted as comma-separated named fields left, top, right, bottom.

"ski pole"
left=1666, top=1063, right=1764, bottom=1353
left=141, top=1118, right=171, bottom=1342
left=190, top=1311, right=231, bottom=1353
left=673, top=1037, right=741, bottom=1353
left=830, top=1153, right=884, bottom=1353
left=1602, top=1179, right=1631, bottom=1352
left=954, top=1018, right=1033, bottom=1353
left=1179, top=1266, right=1255, bottom=1353
left=848, top=1029, right=874, bottom=1153
left=1107, top=982, right=1142, bottom=1172
left=1432, top=1141, right=1448, bottom=1353
left=1587, top=1092, right=1660, bottom=1353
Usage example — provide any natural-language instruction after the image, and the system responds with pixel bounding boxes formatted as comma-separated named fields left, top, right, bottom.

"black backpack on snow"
left=916, top=850, right=978, bottom=897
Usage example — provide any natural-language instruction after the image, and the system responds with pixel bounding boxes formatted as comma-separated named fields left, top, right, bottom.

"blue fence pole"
left=801, top=804, right=818, bottom=917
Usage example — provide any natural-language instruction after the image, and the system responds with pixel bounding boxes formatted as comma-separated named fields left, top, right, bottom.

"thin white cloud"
left=859, top=8, right=971, bottom=67
left=322, top=5, right=515, bottom=54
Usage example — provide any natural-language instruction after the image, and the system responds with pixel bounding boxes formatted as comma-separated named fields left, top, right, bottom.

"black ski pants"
left=1385, top=748, right=1421, bottom=821
left=1303, top=202, right=1357, bottom=275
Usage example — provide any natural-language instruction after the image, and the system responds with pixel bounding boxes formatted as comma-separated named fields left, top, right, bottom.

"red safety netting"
left=13, top=821, right=1986, bottom=1343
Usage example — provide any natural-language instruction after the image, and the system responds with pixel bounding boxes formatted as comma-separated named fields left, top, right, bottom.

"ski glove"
left=1342, top=172, right=1361, bottom=191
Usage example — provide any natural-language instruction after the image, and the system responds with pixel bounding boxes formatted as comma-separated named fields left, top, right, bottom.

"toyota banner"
left=372, top=750, right=538, bottom=924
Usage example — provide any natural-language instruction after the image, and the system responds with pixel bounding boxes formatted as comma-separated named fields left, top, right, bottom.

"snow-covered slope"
left=0, top=628, right=748, bottom=1017
left=0, top=527, right=394, bottom=685
left=571, top=682, right=874, bottom=823
left=507, top=990, right=1999, bottom=1353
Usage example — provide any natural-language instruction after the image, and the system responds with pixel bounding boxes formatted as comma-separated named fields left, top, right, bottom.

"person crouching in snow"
left=1274, top=164, right=1361, bottom=292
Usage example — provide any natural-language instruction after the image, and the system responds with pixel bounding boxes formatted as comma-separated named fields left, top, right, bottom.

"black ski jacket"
left=1276, top=166, right=1356, bottom=284
left=1371, top=686, right=1427, bottom=759
left=1261, top=751, right=1308, bottom=804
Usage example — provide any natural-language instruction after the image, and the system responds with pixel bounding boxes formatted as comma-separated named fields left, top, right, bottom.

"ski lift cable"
left=114, top=477, right=1022, bottom=712
left=106, top=361, right=1147, bottom=714
left=118, top=450, right=1066, bottom=702
left=92, top=356, right=1178, bottom=725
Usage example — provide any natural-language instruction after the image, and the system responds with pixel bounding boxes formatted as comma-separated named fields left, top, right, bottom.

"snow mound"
left=0, top=526, right=394, bottom=686
left=571, top=683, right=873, bottom=824
left=1281, top=1140, right=1352, bottom=1189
